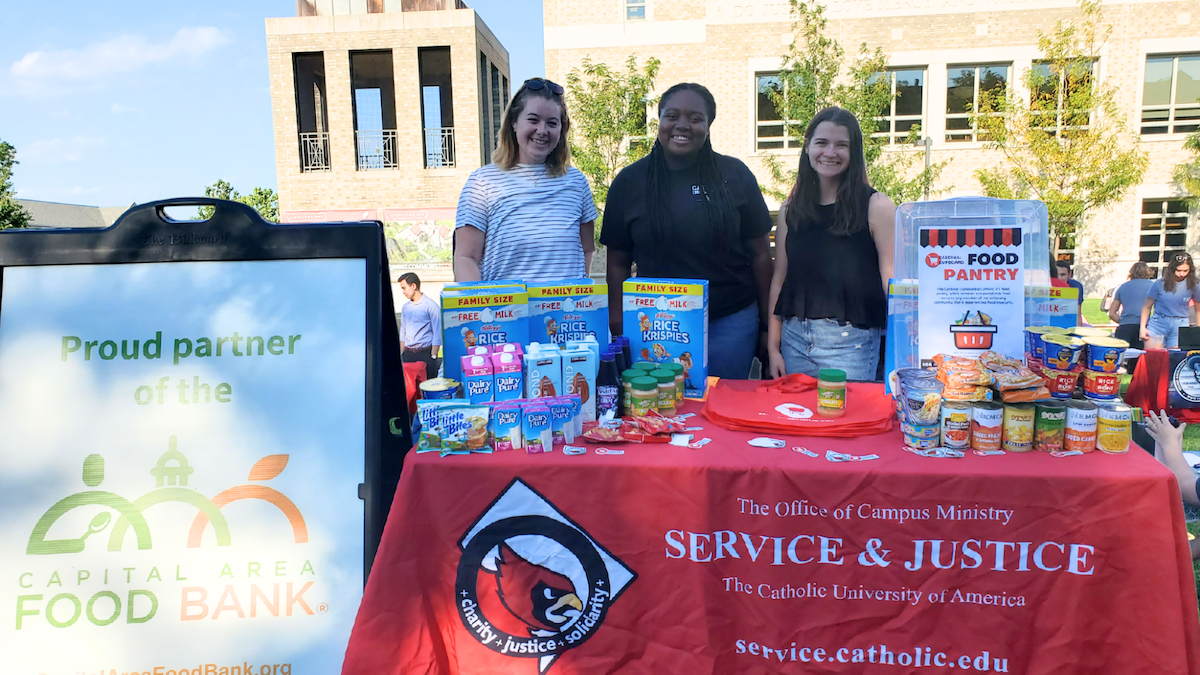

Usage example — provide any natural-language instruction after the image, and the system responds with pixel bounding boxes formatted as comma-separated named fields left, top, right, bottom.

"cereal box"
left=441, top=283, right=529, bottom=383
left=622, top=278, right=709, bottom=397
left=528, top=278, right=610, bottom=346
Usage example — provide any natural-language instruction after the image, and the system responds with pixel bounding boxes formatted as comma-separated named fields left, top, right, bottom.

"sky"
left=1, top=0, right=544, bottom=208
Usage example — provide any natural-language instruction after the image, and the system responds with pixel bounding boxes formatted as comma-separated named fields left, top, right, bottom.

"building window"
left=479, top=53, right=491, bottom=164
left=755, top=73, right=802, bottom=150
left=1142, top=54, right=1200, bottom=135
left=626, top=0, right=647, bottom=21
left=350, top=50, right=397, bottom=170
left=1140, top=199, right=1190, bottom=275
left=419, top=47, right=455, bottom=169
left=293, top=52, right=330, bottom=172
left=491, top=64, right=502, bottom=149
left=1030, top=60, right=1093, bottom=135
left=871, top=68, right=925, bottom=144
left=945, top=64, right=1008, bottom=142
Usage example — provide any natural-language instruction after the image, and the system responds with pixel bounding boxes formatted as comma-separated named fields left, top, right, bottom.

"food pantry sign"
left=917, top=227, right=1025, bottom=364
left=0, top=200, right=400, bottom=675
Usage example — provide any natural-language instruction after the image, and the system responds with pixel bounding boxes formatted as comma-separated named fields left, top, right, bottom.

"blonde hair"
left=493, top=83, right=572, bottom=177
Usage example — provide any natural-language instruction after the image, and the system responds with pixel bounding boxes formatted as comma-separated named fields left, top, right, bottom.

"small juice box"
left=523, top=406, right=552, bottom=454
left=490, top=405, right=523, bottom=452
left=491, top=352, right=524, bottom=402
left=549, top=399, right=575, bottom=446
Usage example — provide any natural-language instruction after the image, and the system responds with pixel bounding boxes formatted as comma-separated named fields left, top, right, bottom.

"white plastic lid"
left=498, top=352, right=514, bottom=363
left=470, top=355, right=486, bottom=366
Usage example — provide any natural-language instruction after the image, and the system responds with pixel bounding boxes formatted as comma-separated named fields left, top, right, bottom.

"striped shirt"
left=455, top=163, right=598, bottom=282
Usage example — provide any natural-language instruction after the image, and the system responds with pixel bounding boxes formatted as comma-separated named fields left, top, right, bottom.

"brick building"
left=265, top=0, right=510, bottom=274
left=543, top=0, right=1199, bottom=295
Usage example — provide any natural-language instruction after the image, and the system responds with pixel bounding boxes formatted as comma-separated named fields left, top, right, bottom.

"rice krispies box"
left=441, top=284, right=529, bottom=383
left=622, top=278, right=709, bottom=397
left=527, top=278, right=609, bottom=346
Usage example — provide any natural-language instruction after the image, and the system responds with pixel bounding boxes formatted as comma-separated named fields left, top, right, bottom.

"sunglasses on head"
left=1175, top=254, right=1192, bottom=263
left=524, top=78, right=564, bottom=95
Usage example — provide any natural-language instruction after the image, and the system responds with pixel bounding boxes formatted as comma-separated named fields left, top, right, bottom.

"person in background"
left=602, top=83, right=774, bottom=380
left=1144, top=410, right=1200, bottom=559
left=767, top=107, right=894, bottom=381
left=1108, top=261, right=1156, bottom=349
left=1053, top=260, right=1087, bottom=326
left=398, top=273, right=441, bottom=380
left=1141, top=253, right=1200, bottom=350
left=453, top=78, right=598, bottom=283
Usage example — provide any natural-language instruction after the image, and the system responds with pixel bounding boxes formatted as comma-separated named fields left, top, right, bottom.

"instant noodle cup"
left=1083, top=337, right=1128, bottom=374
left=1071, top=326, right=1112, bottom=340
left=1083, top=369, right=1121, bottom=400
left=1026, top=326, right=1067, bottom=361
left=1041, top=334, right=1085, bottom=371
left=1044, top=369, right=1082, bottom=399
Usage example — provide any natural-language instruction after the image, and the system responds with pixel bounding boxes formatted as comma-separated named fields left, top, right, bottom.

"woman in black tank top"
left=766, top=107, right=896, bottom=381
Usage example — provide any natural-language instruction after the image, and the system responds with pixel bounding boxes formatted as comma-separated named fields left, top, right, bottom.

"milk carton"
left=528, top=278, right=610, bottom=346
left=490, top=405, right=523, bottom=452
left=623, top=278, right=709, bottom=397
left=441, top=283, right=529, bottom=383
left=523, top=405, right=552, bottom=454
left=525, top=350, right=563, bottom=399
left=465, top=345, right=492, bottom=358
left=492, top=343, right=524, bottom=358
left=549, top=399, right=575, bottom=446
left=460, top=355, right=495, bottom=403
left=491, top=352, right=524, bottom=402
left=563, top=347, right=598, bottom=422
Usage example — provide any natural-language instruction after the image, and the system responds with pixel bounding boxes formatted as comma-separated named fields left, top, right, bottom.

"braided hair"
left=645, top=83, right=736, bottom=258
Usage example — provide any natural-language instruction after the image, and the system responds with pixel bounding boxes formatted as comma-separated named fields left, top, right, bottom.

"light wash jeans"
left=1147, top=314, right=1190, bottom=348
left=708, top=303, right=759, bottom=380
left=781, top=317, right=881, bottom=381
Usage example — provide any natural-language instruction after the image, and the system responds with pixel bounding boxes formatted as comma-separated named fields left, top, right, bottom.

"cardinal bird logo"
left=456, top=479, right=636, bottom=674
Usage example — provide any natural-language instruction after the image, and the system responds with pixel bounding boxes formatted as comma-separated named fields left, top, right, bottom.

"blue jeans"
left=781, top=317, right=881, bottom=381
left=1147, top=314, right=1189, bottom=348
left=708, top=303, right=759, bottom=380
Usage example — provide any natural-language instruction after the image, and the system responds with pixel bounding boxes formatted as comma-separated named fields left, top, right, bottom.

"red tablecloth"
left=342, top=401, right=1200, bottom=675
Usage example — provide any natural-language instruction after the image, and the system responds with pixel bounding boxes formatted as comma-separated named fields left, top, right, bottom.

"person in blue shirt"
left=398, top=273, right=442, bottom=379
left=1107, top=261, right=1156, bottom=348
left=1140, top=253, right=1200, bottom=349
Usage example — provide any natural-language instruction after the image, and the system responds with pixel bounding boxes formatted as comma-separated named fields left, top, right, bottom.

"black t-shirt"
left=600, top=153, right=774, bottom=320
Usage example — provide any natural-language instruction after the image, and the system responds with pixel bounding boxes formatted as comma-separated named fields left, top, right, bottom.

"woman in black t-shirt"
left=767, top=107, right=895, bottom=381
left=601, top=83, right=775, bottom=380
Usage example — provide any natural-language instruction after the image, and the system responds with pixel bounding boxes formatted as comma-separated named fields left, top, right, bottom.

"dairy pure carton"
left=623, top=278, right=709, bottom=397
left=441, top=284, right=529, bottom=383
left=491, top=352, right=524, bottom=402
left=461, top=355, right=494, bottom=403
left=525, top=350, right=563, bottom=399
left=527, top=278, right=610, bottom=346
left=563, top=347, right=598, bottom=423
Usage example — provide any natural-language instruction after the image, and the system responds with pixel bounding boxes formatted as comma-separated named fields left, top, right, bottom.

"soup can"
left=1083, top=369, right=1121, bottom=400
left=1096, top=403, right=1132, bottom=454
left=1083, top=337, right=1129, bottom=374
left=1041, top=334, right=1085, bottom=371
left=1045, top=369, right=1083, bottom=399
left=903, top=432, right=942, bottom=449
left=1034, top=400, right=1067, bottom=452
left=941, top=401, right=973, bottom=449
left=901, top=421, right=941, bottom=439
left=971, top=402, right=1004, bottom=451
left=1064, top=400, right=1099, bottom=453
left=1002, top=403, right=1035, bottom=452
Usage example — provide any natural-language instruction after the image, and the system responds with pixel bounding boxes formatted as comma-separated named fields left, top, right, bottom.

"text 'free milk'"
left=441, top=283, right=529, bottom=383
left=527, top=278, right=609, bottom=346
left=623, top=278, right=709, bottom=397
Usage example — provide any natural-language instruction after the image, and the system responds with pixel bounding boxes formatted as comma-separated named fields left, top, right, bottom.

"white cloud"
left=20, top=135, right=108, bottom=164
left=110, top=102, right=142, bottom=114
left=10, top=27, right=230, bottom=90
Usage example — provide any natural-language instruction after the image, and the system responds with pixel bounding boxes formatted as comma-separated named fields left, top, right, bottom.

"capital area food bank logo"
left=455, top=478, right=635, bottom=674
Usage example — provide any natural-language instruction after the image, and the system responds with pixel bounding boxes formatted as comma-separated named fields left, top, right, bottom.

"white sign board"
left=0, top=259, right=365, bottom=674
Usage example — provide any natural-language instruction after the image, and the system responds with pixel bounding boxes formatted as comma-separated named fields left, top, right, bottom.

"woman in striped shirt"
left=453, top=78, right=598, bottom=283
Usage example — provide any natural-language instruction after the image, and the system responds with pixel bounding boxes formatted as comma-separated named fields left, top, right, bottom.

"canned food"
left=1097, top=403, right=1132, bottom=454
left=1083, top=337, right=1129, bottom=374
left=901, top=421, right=941, bottom=439
left=1002, top=403, right=1035, bottom=452
left=1034, top=400, right=1067, bottom=452
left=941, top=402, right=973, bottom=449
left=972, top=402, right=1004, bottom=451
left=1042, top=334, right=1085, bottom=371
left=1083, top=369, right=1121, bottom=400
left=1026, top=326, right=1068, bottom=360
left=1044, top=369, right=1083, bottom=399
left=1064, top=400, right=1098, bottom=453
left=904, top=434, right=942, bottom=450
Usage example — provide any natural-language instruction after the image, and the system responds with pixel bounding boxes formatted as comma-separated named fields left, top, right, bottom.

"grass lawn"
left=1080, top=298, right=1111, bottom=326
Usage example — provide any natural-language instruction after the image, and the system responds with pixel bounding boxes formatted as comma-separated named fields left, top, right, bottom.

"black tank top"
left=774, top=192, right=887, bottom=329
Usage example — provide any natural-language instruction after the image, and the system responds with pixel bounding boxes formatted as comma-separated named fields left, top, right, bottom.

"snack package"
left=491, top=351, right=524, bottom=402
left=523, top=405, right=553, bottom=454
left=980, top=351, right=1024, bottom=371
left=1001, top=387, right=1052, bottom=403
left=490, top=405, right=523, bottom=452
left=563, top=347, right=598, bottom=422
left=942, top=370, right=994, bottom=387
left=630, top=412, right=686, bottom=435
left=461, top=355, right=495, bottom=403
left=441, top=283, right=529, bottom=383
left=549, top=399, right=575, bottom=446
left=992, top=368, right=1046, bottom=391
left=528, top=278, right=609, bottom=346
left=582, top=425, right=624, bottom=443
left=416, top=400, right=467, bottom=453
left=942, top=385, right=994, bottom=401
left=623, top=278, right=709, bottom=398
left=526, top=351, right=563, bottom=399
left=416, top=401, right=491, bottom=455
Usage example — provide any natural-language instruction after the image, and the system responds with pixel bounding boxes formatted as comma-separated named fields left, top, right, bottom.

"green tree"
left=199, top=179, right=279, bottom=222
left=0, top=140, right=32, bottom=230
left=759, top=0, right=948, bottom=204
left=973, top=0, right=1147, bottom=254
left=566, top=55, right=661, bottom=239
left=1174, top=127, right=1200, bottom=206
